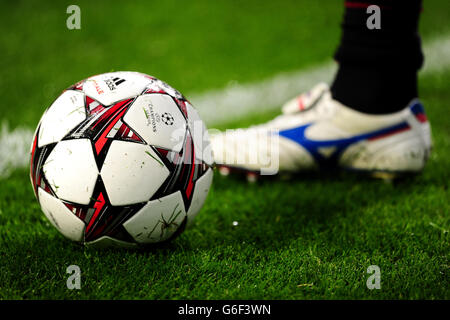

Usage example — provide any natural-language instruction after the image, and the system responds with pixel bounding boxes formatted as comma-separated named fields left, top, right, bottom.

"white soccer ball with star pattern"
left=30, top=71, right=214, bottom=247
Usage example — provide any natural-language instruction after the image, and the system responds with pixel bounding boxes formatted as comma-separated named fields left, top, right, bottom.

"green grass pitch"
left=0, top=0, right=448, bottom=299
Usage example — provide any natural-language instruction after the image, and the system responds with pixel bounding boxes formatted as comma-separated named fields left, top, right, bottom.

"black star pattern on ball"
left=161, top=112, right=175, bottom=125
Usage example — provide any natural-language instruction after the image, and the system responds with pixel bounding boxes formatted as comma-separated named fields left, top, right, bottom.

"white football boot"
left=210, top=83, right=432, bottom=179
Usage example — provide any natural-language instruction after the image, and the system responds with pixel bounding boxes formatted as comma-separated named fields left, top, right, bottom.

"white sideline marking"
left=422, top=35, right=450, bottom=74
left=0, top=123, right=33, bottom=178
left=0, top=34, right=449, bottom=178
left=190, top=62, right=336, bottom=124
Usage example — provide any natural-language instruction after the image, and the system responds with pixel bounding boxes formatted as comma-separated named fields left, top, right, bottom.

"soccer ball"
left=29, top=71, right=214, bottom=248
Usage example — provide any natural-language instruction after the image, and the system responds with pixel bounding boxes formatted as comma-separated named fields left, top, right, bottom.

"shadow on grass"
left=4, top=167, right=431, bottom=259
left=186, top=167, right=429, bottom=251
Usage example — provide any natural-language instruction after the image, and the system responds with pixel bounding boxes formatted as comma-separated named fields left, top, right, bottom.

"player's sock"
left=331, top=0, right=423, bottom=115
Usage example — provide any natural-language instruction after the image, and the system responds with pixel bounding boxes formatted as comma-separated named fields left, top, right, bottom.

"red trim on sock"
left=344, top=2, right=390, bottom=9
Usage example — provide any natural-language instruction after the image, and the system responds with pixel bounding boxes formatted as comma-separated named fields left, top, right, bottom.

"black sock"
left=331, top=0, right=423, bottom=114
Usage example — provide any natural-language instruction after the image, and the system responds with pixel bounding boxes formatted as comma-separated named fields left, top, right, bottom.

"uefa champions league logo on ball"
left=161, top=112, right=175, bottom=126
